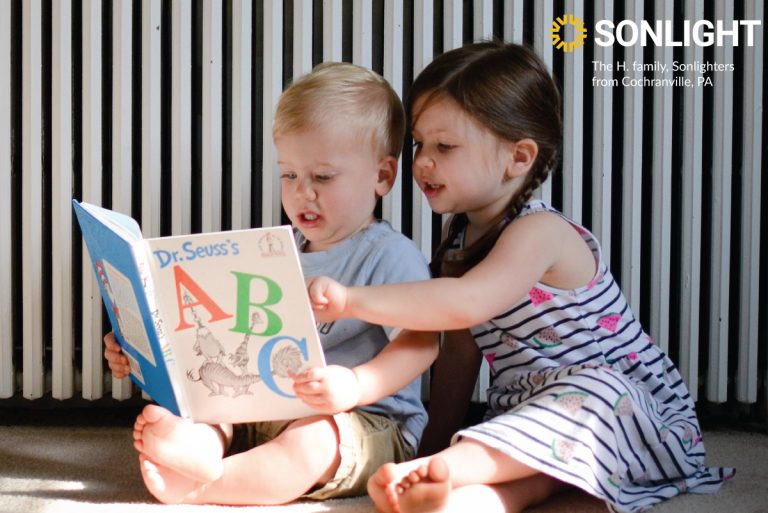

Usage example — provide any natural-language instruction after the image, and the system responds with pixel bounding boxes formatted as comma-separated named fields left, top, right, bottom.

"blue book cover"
left=73, top=200, right=326, bottom=423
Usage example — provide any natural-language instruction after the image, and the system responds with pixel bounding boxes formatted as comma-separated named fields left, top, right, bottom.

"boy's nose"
left=297, top=179, right=317, bottom=200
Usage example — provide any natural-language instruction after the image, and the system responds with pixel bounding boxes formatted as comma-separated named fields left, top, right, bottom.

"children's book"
left=73, top=200, right=325, bottom=424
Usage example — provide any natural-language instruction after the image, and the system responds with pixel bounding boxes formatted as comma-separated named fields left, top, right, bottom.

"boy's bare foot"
left=133, top=404, right=224, bottom=482
left=139, top=454, right=204, bottom=504
left=395, top=458, right=451, bottom=513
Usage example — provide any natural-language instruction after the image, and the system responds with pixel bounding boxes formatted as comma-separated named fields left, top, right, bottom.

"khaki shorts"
left=229, top=410, right=415, bottom=500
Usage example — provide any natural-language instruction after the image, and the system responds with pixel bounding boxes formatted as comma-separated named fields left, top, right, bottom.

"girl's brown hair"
left=408, top=41, right=562, bottom=277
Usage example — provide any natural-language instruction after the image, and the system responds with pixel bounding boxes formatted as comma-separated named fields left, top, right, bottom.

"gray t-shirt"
left=296, top=220, right=430, bottom=449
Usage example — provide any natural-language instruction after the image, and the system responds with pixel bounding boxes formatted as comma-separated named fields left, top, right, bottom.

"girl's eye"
left=412, top=140, right=423, bottom=151
left=280, top=172, right=297, bottom=180
left=314, top=174, right=333, bottom=183
left=437, top=143, right=455, bottom=152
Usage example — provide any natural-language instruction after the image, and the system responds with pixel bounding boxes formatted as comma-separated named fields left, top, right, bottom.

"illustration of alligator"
left=186, top=361, right=262, bottom=397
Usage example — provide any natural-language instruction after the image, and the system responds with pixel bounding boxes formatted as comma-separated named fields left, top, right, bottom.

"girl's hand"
left=103, top=332, right=131, bottom=379
left=291, top=365, right=360, bottom=415
left=306, top=276, right=349, bottom=322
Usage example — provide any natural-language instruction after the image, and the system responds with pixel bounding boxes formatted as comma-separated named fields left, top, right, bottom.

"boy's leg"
left=140, top=414, right=341, bottom=505
left=134, top=404, right=231, bottom=482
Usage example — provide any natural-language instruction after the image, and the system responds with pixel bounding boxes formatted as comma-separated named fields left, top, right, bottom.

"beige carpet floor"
left=0, top=424, right=764, bottom=513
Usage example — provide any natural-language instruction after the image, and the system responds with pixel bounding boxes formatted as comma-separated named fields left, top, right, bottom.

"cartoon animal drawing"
left=228, top=312, right=261, bottom=373
left=186, top=361, right=262, bottom=397
left=183, top=292, right=308, bottom=398
left=271, top=345, right=305, bottom=377
left=183, top=290, right=227, bottom=363
left=192, top=326, right=226, bottom=363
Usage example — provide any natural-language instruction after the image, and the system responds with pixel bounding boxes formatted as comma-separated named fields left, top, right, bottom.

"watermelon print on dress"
left=551, top=439, right=576, bottom=463
left=529, top=287, right=553, bottom=306
left=597, top=313, right=622, bottom=332
left=682, top=425, right=695, bottom=448
left=484, top=353, right=497, bottom=373
left=532, top=326, right=562, bottom=348
left=451, top=200, right=735, bottom=513
left=613, top=393, right=633, bottom=416
left=554, top=391, right=589, bottom=415
left=499, top=332, right=519, bottom=350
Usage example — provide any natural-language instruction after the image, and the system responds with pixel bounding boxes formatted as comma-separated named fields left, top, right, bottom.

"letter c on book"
left=257, top=336, right=309, bottom=398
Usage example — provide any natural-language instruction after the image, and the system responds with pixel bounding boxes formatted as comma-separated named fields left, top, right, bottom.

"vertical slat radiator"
left=0, top=1, right=764, bottom=421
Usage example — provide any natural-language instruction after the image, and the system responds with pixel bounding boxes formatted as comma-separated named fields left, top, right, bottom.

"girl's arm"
left=309, top=213, right=563, bottom=331
left=292, top=329, right=438, bottom=414
left=417, top=329, right=481, bottom=456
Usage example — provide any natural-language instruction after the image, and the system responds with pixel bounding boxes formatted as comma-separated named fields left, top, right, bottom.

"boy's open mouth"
left=301, top=212, right=319, bottom=221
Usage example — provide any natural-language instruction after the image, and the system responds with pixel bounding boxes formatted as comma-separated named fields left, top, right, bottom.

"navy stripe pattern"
left=452, top=201, right=734, bottom=513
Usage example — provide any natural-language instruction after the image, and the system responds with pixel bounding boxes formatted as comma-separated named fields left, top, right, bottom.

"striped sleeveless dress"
left=452, top=200, right=734, bottom=513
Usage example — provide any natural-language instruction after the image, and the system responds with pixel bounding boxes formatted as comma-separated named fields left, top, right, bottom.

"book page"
left=102, top=259, right=156, bottom=367
left=147, top=226, right=325, bottom=423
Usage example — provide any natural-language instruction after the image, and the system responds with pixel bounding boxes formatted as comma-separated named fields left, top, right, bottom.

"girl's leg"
left=141, top=414, right=341, bottom=505
left=369, top=438, right=561, bottom=513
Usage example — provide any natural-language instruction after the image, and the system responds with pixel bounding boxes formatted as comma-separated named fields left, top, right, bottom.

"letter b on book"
left=230, top=272, right=284, bottom=337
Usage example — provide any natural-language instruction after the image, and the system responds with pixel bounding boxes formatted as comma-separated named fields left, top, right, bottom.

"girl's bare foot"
left=368, top=463, right=402, bottom=513
left=368, top=458, right=452, bottom=513
left=139, top=454, right=205, bottom=504
left=395, top=457, right=451, bottom=513
left=133, top=404, right=224, bottom=482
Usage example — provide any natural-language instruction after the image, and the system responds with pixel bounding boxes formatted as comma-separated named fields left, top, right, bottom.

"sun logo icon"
left=550, top=14, right=587, bottom=52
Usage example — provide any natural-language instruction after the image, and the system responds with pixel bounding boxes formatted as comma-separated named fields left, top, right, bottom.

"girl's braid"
left=416, top=41, right=562, bottom=279
left=432, top=158, right=554, bottom=278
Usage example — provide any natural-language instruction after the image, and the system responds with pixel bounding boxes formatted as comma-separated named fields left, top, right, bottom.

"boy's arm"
left=417, top=329, right=481, bottom=456
left=292, top=329, right=438, bottom=414
left=354, top=329, right=438, bottom=405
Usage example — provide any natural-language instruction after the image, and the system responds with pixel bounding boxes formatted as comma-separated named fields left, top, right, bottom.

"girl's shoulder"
left=516, top=199, right=557, bottom=219
left=514, top=200, right=597, bottom=242
left=507, top=201, right=605, bottom=291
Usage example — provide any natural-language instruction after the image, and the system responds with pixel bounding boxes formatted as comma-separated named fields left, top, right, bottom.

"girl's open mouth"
left=423, top=182, right=444, bottom=198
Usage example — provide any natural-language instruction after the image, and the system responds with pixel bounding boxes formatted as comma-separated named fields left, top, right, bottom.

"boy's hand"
left=292, top=365, right=360, bottom=415
left=103, top=332, right=131, bottom=379
left=306, top=276, right=349, bottom=322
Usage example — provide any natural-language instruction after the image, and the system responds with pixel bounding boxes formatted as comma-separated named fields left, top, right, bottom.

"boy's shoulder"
left=360, top=220, right=424, bottom=256
left=358, top=221, right=430, bottom=282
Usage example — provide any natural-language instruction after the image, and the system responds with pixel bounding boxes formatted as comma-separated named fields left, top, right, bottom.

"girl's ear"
left=375, top=155, right=398, bottom=197
left=505, top=138, right=539, bottom=180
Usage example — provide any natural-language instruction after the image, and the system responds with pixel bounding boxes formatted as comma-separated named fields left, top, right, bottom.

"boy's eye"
left=412, top=140, right=423, bottom=151
left=437, top=143, right=455, bottom=152
left=314, top=174, right=333, bottom=183
left=280, top=172, right=297, bottom=180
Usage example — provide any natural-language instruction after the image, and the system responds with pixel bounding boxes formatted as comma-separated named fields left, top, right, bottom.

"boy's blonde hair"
left=273, top=62, right=405, bottom=159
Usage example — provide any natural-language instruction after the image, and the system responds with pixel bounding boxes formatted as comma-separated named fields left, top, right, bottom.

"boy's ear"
left=375, top=156, right=398, bottom=197
left=504, top=138, right=539, bottom=180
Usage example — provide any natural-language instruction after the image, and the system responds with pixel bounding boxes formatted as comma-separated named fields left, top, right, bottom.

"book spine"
left=134, top=241, right=192, bottom=418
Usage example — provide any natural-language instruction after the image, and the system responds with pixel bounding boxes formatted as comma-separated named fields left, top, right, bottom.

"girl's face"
left=410, top=95, right=522, bottom=228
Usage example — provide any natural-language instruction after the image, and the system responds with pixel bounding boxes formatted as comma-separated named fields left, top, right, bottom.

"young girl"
left=295, top=41, right=734, bottom=513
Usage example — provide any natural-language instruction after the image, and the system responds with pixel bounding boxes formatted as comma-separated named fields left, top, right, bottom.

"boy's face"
left=276, top=127, right=395, bottom=253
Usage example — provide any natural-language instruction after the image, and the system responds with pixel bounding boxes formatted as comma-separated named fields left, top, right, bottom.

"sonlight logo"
left=594, top=19, right=761, bottom=47
left=550, top=14, right=588, bottom=52
left=551, top=15, right=761, bottom=52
